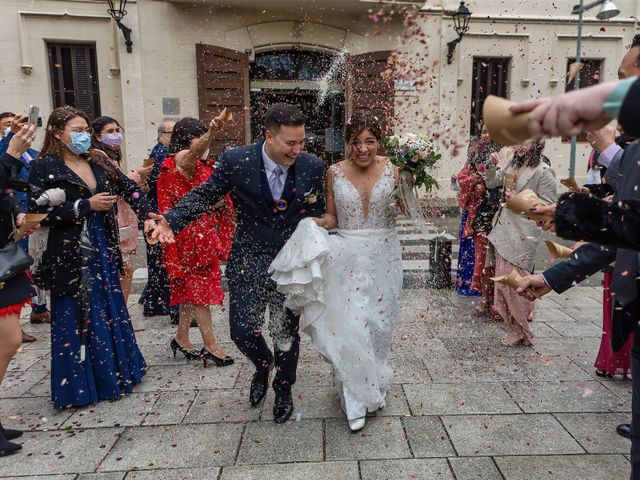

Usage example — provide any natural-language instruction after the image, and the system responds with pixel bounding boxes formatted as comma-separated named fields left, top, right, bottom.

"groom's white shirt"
left=262, top=142, right=290, bottom=201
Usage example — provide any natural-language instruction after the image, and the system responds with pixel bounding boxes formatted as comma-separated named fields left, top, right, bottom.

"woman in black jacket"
left=28, top=106, right=150, bottom=409
left=0, top=125, right=38, bottom=456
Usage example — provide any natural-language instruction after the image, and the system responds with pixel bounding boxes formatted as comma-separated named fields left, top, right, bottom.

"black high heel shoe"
left=170, top=338, right=201, bottom=360
left=200, top=348, right=234, bottom=368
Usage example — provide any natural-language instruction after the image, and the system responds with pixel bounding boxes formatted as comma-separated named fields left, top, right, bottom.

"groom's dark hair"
left=264, top=103, right=305, bottom=133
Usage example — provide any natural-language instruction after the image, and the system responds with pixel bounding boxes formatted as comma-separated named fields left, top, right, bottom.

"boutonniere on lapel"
left=303, top=188, right=320, bottom=206
left=275, top=199, right=288, bottom=212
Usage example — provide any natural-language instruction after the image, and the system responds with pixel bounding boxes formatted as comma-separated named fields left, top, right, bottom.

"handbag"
left=0, top=213, right=34, bottom=286
left=0, top=242, right=33, bottom=284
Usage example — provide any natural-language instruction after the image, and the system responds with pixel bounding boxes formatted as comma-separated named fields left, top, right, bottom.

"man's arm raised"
left=164, top=158, right=232, bottom=232
left=145, top=151, right=234, bottom=244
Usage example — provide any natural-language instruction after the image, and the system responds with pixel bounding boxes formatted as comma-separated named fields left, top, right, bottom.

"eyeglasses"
left=64, top=127, right=92, bottom=134
left=160, top=131, right=173, bottom=134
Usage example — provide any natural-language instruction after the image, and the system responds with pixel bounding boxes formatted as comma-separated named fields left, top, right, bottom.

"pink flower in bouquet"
left=476, top=163, right=485, bottom=174
left=409, top=155, right=420, bottom=164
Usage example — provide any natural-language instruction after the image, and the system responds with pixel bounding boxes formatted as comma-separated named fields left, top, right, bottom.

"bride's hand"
left=313, top=213, right=336, bottom=230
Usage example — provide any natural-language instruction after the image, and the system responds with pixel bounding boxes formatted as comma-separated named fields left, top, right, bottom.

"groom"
left=146, top=103, right=325, bottom=423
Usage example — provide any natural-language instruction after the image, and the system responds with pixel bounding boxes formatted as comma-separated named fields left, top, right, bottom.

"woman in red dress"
left=157, top=116, right=235, bottom=367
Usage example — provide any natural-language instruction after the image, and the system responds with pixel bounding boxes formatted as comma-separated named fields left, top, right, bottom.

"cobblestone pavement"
left=1, top=284, right=631, bottom=479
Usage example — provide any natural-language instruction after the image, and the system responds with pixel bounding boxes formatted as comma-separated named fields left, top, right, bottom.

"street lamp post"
left=107, top=0, right=133, bottom=53
left=568, top=0, right=585, bottom=179
left=446, top=2, right=472, bottom=65
left=568, top=0, right=620, bottom=178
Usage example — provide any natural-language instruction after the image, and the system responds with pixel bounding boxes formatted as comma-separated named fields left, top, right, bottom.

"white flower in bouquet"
left=383, top=133, right=442, bottom=192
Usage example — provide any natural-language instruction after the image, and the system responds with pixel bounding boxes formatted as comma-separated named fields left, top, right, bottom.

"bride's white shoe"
left=349, top=417, right=366, bottom=432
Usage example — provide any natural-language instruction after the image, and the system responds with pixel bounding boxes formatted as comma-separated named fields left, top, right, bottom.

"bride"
left=270, top=116, right=404, bottom=432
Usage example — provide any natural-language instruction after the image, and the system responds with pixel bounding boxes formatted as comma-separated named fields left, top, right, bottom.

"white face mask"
left=2, top=127, right=10, bottom=138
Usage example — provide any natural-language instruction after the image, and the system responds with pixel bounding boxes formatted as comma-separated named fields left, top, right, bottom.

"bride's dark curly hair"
left=344, top=114, right=383, bottom=144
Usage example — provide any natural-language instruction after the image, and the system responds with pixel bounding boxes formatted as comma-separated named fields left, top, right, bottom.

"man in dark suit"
left=518, top=138, right=640, bottom=478
left=514, top=40, right=640, bottom=479
left=146, top=104, right=325, bottom=424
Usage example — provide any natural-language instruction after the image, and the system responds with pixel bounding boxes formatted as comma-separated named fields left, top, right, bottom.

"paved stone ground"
left=1, top=283, right=631, bottom=479
left=0, top=215, right=621, bottom=479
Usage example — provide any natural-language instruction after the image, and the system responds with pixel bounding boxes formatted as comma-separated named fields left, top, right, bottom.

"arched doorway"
left=249, top=49, right=346, bottom=164
left=195, top=44, right=395, bottom=160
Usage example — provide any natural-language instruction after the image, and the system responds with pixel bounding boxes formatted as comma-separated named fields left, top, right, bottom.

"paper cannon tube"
left=560, top=178, right=580, bottom=192
left=490, top=269, right=541, bottom=298
left=216, top=107, right=234, bottom=123
left=544, top=240, right=573, bottom=259
left=483, top=95, right=532, bottom=146
left=504, top=189, right=552, bottom=221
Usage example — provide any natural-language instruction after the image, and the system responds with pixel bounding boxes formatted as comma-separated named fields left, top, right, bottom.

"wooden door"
left=196, top=44, right=250, bottom=154
left=347, top=51, right=394, bottom=135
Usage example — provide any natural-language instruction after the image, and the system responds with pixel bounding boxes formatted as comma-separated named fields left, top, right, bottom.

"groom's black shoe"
left=617, top=423, right=631, bottom=439
left=273, top=393, right=294, bottom=424
left=249, top=363, right=273, bottom=407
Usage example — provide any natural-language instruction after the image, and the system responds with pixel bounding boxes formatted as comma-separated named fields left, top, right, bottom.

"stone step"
left=402, top=260, right=429, bottom=271
left=132, top=217, right=459, bottom=293
left=401, top=244, right=460, bottom=257
left=401, top=245, right=429, bottom=260
left=396, top=225, right=440, bottom=234
left=132, top=253, right=460, bottom=293
left=398, top=232, right=456, bottom=246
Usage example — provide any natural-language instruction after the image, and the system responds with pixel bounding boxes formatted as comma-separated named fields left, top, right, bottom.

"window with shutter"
left=47, top=43, right=101, bottom=120
left=470, top=57, right=510, bottom=137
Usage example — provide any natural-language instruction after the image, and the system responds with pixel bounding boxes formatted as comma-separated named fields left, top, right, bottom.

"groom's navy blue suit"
left=164, top=142, right=325, bottom=394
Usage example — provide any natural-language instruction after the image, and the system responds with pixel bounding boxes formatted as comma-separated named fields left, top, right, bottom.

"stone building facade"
left=1, top=0, right=638, bottom=196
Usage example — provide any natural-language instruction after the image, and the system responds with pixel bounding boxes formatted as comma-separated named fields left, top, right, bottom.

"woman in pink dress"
left=484, top=140, right=557, bottom=346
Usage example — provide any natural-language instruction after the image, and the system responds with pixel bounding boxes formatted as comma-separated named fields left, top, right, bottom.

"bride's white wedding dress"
left=269, top=161, right=403, bottom=420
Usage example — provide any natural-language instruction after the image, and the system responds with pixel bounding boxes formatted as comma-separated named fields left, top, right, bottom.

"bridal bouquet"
left=383, top=133, right=442, bottom=192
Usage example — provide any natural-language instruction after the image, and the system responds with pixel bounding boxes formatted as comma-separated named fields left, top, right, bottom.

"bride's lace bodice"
left=331, top=161, right=397, bottom=230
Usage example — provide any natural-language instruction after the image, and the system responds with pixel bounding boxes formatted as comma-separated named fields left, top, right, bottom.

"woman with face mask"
left=91, top=116, right=150, bottom=303
left=157, top=116, right=235, bottom=367
left=27, top=106, right=150, bottom=409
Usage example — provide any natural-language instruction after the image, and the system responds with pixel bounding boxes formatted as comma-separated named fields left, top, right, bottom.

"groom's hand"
left=145, top=213, right=175, bottom=244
